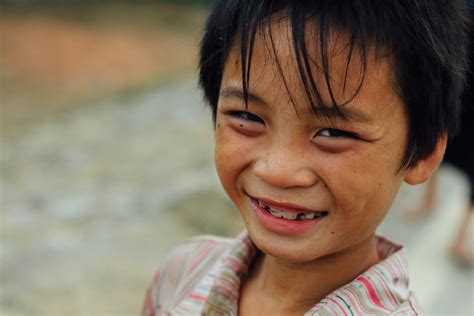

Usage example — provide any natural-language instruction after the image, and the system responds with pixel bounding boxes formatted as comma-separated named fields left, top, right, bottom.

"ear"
left=404, top=133, right=447, bottom=185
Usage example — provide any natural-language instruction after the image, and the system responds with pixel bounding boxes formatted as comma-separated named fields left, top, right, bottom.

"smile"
left=247, top=194, right=328, bottom=236
left=256, top=199, right=328, bottom=221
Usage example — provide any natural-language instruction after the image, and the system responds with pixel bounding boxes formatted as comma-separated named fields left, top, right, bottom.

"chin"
left=247, top=227, right=328, bottom=263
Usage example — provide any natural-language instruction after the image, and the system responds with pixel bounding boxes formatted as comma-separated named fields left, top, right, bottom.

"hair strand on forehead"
left=199, top=0, right=470, bottom=171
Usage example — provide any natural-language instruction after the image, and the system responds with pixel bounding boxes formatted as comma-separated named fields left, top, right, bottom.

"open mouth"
left=252, top=197, right=328, bottom=221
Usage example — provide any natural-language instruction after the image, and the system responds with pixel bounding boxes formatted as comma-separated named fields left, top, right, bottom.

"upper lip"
left=249, top=194, right=316, bottom=214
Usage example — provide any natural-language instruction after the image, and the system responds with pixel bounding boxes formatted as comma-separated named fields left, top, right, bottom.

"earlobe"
left=404, top=133, right=447, bottom=185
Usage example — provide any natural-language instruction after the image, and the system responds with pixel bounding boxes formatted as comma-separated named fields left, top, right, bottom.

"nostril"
left=253, top=159, right=317, bottom=189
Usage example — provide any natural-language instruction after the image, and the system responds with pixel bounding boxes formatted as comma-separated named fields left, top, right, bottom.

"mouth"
left=251, top=198, right=328, bottom=221
left=249, top=195, right=329, bottom=221
left=247, top=194, right=328, bottom=236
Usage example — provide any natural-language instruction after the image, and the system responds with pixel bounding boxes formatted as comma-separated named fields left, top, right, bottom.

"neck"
left=241, top=235, right=380, bottom=314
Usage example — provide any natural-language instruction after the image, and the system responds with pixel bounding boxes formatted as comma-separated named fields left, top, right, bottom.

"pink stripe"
left=153, top=270, right=161, bottom=283
left=187, top=242, right=216, bottom=273
left=142, top=290, right=155, bottom=316
left=147, top=298, right=155, bottom=316
left=357, top=276, right=385, bottom=309
left=384, top=259, right=398, bottom=280
left=390, top=254, right=406, bottom=277
left=343, top=288, right=366, bottom=315
left=190, top=293, right=208, bottom=302
left=223, top=257, right=241, bottom=271
left=326, top=297, right=349, bottom=316
left=212, top=284, right=239, bottom=301
left=371, top=270, right=398, bottom=307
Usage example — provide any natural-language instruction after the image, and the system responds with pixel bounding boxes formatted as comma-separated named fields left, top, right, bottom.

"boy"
left=143, top=1, right=470, bottom=315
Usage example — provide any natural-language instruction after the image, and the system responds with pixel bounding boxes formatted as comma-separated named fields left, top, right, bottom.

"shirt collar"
left=202, top=230, right=259, bottom=314
left=182, top=230, right=412, bottom=315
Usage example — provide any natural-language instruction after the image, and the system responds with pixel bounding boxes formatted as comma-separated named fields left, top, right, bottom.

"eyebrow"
left=219, top=87, right=268, bottom=107
left=311, top=105, right=373, bottom=124
left=219, top=86, right=373, bottom=124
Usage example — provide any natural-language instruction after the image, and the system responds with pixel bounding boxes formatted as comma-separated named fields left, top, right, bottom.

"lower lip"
left=249, top=197, right=325, bottom=236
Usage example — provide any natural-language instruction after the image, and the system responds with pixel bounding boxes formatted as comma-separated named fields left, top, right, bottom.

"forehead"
left=221, top=17, right=401, bottom=122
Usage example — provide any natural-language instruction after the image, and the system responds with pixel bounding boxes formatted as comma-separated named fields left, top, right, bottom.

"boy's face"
left=214, top=21, right=411, bottom=262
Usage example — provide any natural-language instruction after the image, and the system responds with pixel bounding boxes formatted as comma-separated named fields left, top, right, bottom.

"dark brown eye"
left=228, top=111, right=264, bottom=124
left=317, top=128, right=356, bottom=138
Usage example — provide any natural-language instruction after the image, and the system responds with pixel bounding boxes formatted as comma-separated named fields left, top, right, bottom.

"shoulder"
left=158, top=234, right=234, bottom=287
left=389, top=294, right=423, bottom=315
left=141, top=235, right=234, bottom=315
left=308, top=236, right=423, bottom=315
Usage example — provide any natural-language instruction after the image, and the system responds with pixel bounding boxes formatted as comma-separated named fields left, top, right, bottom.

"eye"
left=312, top=128, right=360, bottom=152
left=316, top=128, right=357, bottom=138
left=228, top=111, right=265, bottom=124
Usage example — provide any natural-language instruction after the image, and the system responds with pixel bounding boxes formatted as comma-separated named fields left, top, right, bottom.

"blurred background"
left=0, top=1, right=472, bottom=315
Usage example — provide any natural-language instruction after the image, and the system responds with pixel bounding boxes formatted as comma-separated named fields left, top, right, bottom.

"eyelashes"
left=224, top=110, right=359, bottom=140
left=227, top=110, right=265, bottom=124
left=316, top=128, right=358, bottom=139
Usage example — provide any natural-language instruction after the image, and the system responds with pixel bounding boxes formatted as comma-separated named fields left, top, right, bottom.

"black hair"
left=199, top=0, right=470, bottom=170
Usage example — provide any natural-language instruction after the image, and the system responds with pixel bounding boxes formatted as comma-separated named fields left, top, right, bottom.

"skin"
left=214, top=19, right=446, bottom=315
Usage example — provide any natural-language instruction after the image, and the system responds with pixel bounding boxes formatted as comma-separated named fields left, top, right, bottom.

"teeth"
left=258, top=199, right=324, bottom=221
left=267, top=208, right=295, bottom=219
left=282, top=210, right=297, bottom=220
left=269, top=209, right=282, bottom=218
left=305, top=212, right=315, bottom=220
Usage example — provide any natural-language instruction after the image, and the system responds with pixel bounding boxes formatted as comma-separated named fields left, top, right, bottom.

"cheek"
left=214, top=132, right=235, bottom=186
left=214, top=127, right=254, bottom=197
left=322, top=150, right=402, bottom=213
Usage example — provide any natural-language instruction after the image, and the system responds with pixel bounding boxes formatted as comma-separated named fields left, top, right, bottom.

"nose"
left=253, top=146, right=318, bottom=189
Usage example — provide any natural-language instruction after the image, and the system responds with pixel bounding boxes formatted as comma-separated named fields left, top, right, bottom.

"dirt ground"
left=0, top=4, right=207, bottom=138
left=1, top=6, right=236, bottom=315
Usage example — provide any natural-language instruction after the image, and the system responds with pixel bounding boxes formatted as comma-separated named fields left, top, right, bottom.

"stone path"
left=1, top=79, right=472, bottom=315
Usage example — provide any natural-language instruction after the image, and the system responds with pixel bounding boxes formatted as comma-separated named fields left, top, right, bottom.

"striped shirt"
left=142, top=230, right=422, bottom=315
